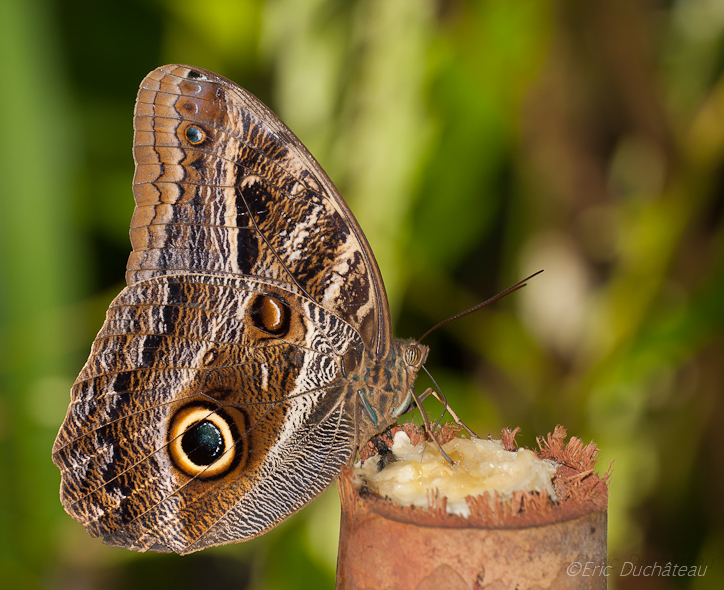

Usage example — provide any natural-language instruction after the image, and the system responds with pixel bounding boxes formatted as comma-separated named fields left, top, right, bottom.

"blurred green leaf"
left=2, top=0, right=724, bottom=588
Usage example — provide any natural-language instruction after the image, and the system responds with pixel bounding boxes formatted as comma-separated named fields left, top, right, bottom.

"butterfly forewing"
left=129, top=65, right=390, bottom=355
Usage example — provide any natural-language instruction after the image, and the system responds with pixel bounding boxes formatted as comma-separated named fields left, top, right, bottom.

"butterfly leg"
left=349, top=394, right=361, bottom=467
left=405, top=388, right=452, bottom=433
left=424, top=388, right=478, bottom=439
left=409, top=387, right=454, bottom=464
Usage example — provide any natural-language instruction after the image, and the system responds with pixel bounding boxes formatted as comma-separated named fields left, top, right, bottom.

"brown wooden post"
left=336, top=426, right=609, bottom=590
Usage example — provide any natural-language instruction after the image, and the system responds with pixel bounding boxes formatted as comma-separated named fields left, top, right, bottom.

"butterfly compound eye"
left=404, top=344, right=423, bottom=366
left=168, top=404, right=246, bottom=479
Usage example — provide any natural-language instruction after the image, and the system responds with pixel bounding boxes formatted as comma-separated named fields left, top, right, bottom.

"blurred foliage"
left=1, top=0, right=724, bottom=588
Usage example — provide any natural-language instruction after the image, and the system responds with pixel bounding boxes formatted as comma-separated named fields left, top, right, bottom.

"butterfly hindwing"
left=53, top=274, right=361, bottom=552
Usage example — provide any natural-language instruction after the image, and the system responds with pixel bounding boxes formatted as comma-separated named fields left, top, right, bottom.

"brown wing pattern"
left=130, top=64, right=390, bottom=357
left=53, top=275, right=361, bottom=553
left=52, top=64, right=398, bottom=553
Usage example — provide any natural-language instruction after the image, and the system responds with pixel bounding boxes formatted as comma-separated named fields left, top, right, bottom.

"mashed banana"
left=355, top=431, right=558, bottom=517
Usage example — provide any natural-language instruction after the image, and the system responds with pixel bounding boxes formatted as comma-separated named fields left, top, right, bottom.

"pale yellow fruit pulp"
left=355, top=431, right=557, bottom=517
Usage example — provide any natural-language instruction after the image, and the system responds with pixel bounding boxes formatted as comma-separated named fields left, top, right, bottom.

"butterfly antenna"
left=418, top=270, right=543, bottom=343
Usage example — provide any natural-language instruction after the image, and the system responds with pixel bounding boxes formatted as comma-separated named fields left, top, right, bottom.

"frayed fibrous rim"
left=346, top=424, right=610, bottom=529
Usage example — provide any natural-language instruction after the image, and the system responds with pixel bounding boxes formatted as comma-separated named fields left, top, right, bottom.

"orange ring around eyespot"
left=168, top=405, right=240, bottom=479
left=185, top=124, right=206, bottom=145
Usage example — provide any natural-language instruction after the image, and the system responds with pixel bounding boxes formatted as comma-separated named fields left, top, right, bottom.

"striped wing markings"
left=55, top=277, right=359, bottom=510
left=58, top=301, right=353, bottom=453
left=135, top=72, right=387, bottom=345
left=134, top=87, right=337, bottom=302
left=135, top=87, right=323, bottom=196
left=60, top=376, right=345, bottom=514
left=64, top=386, right=351, bottom=547
left=180, top=397, right=351, bottom=550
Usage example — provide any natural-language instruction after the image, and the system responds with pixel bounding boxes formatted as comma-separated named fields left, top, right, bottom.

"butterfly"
left=52, top=64, right=434, bottom=554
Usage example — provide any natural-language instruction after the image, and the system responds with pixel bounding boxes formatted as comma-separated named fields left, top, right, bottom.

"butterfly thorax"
left=345, top=339, right=429, bottom=445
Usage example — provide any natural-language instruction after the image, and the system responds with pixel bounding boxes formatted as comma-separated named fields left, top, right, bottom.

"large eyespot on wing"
left=51, top=275, right=362, bottom=553
left=166, top=402, right=248, bottom=479
left=128, top=64, right=391, bottom=358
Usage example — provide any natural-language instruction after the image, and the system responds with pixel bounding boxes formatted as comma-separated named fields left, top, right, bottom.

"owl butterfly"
left=52, top=64, right=435, bottom=554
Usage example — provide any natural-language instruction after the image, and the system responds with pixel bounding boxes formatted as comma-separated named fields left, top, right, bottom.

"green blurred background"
left=1, top=0, right=723, bottom=588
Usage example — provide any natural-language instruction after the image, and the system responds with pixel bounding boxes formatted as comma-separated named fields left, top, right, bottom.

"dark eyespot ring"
left=185, top=124, right=206, bottom=145
left=168, top=404, right=246, bottom=479
left=249, top=295, right=290, bottom=337
left=202, top=348, right=218, bottom=366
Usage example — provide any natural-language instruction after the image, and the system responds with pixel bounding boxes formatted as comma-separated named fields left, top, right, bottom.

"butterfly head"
left=395, top=340, right=428, bottom=416
left=352, top=339, right=428, bottom=442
